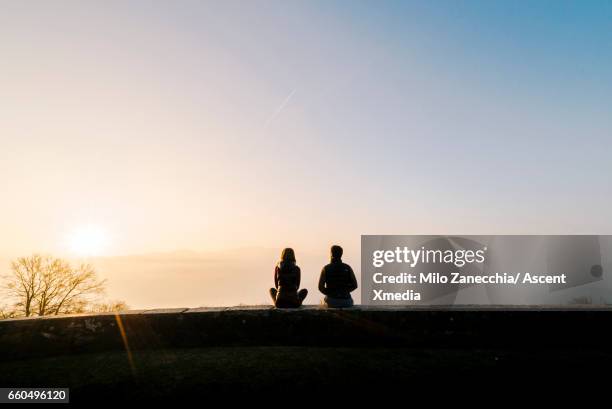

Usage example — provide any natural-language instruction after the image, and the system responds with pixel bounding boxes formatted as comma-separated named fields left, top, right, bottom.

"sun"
left=67, top=225, right=110, bottom=257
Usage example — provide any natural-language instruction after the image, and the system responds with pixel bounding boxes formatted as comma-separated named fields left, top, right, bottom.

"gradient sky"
left=1, top=0, right=612, bottom=261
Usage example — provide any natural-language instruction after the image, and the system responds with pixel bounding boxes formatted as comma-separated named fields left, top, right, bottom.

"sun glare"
left=67, top=225, right=110, bottom=257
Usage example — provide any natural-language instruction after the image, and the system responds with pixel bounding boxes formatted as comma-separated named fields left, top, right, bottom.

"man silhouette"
left=318, top=245, right=358, bottom=308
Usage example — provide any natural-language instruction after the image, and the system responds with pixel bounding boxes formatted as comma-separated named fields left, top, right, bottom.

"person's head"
left=331, top=245, right=343, bottom=260
left=280, top=248, right=296, bottom=264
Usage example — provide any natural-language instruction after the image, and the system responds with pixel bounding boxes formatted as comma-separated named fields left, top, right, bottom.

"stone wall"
left=1, top=306, right=612, bottom=361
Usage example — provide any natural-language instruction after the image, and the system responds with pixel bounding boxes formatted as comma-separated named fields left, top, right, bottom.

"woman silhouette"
left=269, top=248, right=308, bottom=308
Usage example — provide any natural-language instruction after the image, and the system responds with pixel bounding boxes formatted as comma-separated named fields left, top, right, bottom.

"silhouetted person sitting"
left=269, top=248, right=308, bottom=308
left=319, top=245, right=358, bottom=308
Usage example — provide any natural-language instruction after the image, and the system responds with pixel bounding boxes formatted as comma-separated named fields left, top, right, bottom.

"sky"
left=1, top=1, right=612, bottom=306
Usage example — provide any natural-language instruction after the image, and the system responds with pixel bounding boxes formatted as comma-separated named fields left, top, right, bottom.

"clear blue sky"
left=1, top=0, right=611, bottom=259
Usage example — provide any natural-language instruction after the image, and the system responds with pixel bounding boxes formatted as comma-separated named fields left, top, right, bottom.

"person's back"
left=319, top=245, right=358, bottom=308
left=277, top=260, right=300, bottom=289
left=269, top=248, right=308, bottom=308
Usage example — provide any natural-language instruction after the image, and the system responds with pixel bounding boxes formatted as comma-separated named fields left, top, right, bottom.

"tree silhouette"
left=4, top=254, right=106, bottom=317
left=90, top=300, right=129, bottom=313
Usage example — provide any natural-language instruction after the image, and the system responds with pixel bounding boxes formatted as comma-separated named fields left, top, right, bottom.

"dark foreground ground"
left=1, top=346, right=611, bottom=401
left=2, top=307, right=612, bottom=401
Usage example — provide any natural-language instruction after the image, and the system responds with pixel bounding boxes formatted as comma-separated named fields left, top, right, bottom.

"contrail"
left=264, top=88, right=296, bottom=128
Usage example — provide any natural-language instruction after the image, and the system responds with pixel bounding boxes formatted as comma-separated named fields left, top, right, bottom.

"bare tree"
left=48, top=263, right=105, bottom=315
left=36, top=257, right=70, bottom=316
left=6, top=255, right=43, bottom=317
left=90, top=300, right=129, bottom=313
left=0, top=305, right=17, bottom=319
left=4, top=255, right=106, bottom=317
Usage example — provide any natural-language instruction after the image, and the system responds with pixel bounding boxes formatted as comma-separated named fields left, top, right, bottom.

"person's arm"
left=274, top=265, right=279, bottom=289
left=295, top=266, right=301, bottom=289
left=318, top=267, right=328, bottom=295
left=347, top=265, right=358, bottom=292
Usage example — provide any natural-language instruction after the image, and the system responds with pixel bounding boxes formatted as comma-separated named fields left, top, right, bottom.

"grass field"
left=1, top=346, right=610, bottom=401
